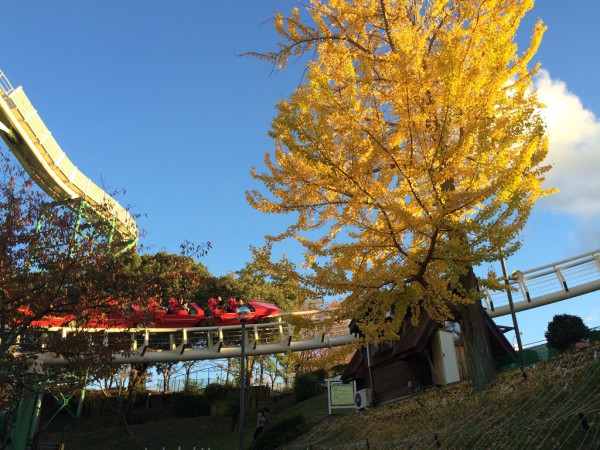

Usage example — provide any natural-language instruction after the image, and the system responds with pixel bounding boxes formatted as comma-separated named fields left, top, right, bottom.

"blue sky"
left=1, top=1, right=599, bottom=344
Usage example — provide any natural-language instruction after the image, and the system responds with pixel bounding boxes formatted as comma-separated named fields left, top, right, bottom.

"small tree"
left=545, top=314, right=590, bottom=351
left=0, top=147, right=136, bottom=412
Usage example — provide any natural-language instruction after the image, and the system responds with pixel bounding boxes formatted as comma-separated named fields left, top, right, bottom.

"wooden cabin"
left=341, top=312, right=516, bottom=405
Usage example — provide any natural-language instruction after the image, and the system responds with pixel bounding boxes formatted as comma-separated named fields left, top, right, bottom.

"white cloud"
left=534, top=70, right=600, bottom=218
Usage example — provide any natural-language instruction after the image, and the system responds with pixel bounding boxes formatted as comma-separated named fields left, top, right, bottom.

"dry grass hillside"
left=285, top=344, right=600, bottom=449
left=44, top=344, right=600, bottom=449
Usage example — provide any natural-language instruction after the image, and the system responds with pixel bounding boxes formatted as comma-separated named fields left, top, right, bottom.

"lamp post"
left=237, top=305, right=251, bottom=450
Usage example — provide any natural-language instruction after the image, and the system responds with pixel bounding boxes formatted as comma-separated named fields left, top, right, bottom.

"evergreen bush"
left=313, top=368, right=328, bottom=384
left=203, top=382, right=236, bottom=400
left=545, top=314, right=590, bottom=351
left=173, top=382, right=237, bottom=417
left=294, top=372, right=322, bottom=402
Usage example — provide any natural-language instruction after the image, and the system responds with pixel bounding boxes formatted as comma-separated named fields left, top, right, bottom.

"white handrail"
left=0, top=70, right=14, bottom=94
left=485, top=249, right=600, bottom=318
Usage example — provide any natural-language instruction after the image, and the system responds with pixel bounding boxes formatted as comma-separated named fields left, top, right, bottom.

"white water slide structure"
left=0, top=70, right=137, bottom=251
left=1, top=70, right=599, bottom=366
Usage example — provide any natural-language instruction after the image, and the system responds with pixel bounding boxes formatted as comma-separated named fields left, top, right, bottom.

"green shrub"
left=172, top=392, right=210, bottom=417
left=250, top=414, right=306, bottom=450
left=294, top=372, right=322, bottom=402
left=172, top=383, right=239, bottom=418
left=545, top=314, right=590, bottom=351
left=313, top=368, right=328, bottom=384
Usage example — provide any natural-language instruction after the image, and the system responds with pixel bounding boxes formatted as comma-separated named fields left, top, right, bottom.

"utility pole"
left=500, top=257, right=527, bottom=378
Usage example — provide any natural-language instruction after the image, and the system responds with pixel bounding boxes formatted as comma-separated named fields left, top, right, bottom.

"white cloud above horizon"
left=532, top=70, right=600, bottom=250
left=535, top=70, right=600, bottom=218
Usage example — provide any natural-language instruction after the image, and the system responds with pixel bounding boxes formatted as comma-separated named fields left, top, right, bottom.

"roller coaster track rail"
left=27, top=310, right=358, bottom=368
left=23, top=248, right=600, bottom=366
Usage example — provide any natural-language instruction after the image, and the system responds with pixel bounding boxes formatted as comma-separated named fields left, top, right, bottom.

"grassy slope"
left=285, top=344, right=600, bottom=449
left=59, top=345, right=600, bottom=449
left=60, top=392, right=333, bottom=450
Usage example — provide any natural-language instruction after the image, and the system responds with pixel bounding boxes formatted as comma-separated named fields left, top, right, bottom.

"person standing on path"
left=254, top=409, right=266, bottom=440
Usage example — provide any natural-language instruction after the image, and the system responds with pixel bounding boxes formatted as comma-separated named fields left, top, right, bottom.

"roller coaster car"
left=20, top=301, right=207, bottom=329
left=131, top=302, right=206, bottom=328
left=207, top=299, right=281, bottom=326
left=18, top=306, right=75, bottom=328
left=20, top=299, right=278, bottom=329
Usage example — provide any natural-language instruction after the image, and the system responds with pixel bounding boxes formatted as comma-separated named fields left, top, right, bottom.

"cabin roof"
left=341, top=312, right=515, bottom=383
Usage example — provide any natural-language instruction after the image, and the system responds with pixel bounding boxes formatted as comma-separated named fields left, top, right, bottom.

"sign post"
left=326, top=377, right=356, bottom=415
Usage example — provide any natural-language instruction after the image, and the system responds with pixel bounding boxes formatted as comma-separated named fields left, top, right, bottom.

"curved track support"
left=28, top=321, right=359, bottom=366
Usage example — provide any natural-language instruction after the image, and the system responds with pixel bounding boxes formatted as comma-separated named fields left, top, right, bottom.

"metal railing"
left=28, top=319, right=358, bottom=366
left=0, top=70, right=14, bottom=94
left=484, top=249, right=600, bottom=318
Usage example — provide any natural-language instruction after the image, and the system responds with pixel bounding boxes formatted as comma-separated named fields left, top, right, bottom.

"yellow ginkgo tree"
left=247, top=0, right=552, bottom=388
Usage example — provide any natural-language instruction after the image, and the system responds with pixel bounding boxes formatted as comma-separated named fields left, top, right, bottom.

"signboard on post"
left=326, top=377, right=356, bottom=415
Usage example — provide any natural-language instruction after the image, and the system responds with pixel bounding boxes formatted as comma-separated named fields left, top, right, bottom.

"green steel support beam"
left=41, top=390, right=76, bottom=431
left=115, top=238, right=138, bottom=256
left=106, top=218, right=115, bottom=246
left=67, top=199, right=87, bottom=258
left=75, top=371, right=89, bottom=419
left=33, top=197, right=136, bottom=256
left=11, top=376, right=43, bottom=450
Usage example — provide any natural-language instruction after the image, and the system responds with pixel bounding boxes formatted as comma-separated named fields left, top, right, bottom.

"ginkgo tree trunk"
left=248, top=0, right=552, bottom=389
